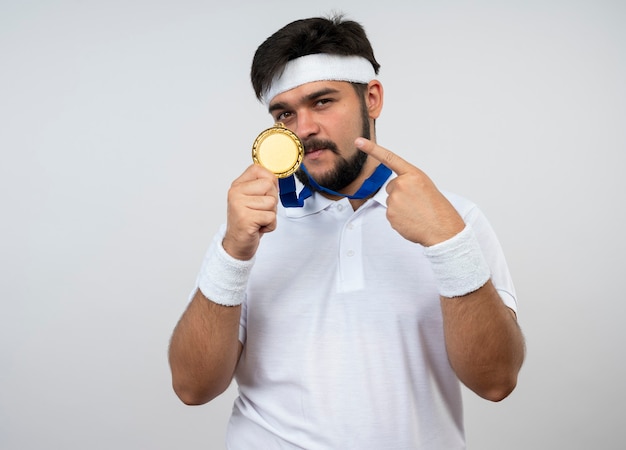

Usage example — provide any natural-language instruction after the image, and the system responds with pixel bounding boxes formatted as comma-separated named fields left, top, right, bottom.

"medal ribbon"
left=278, top=163, right=392, bottom=208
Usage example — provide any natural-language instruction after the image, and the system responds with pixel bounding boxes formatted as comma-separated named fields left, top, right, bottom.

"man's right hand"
left=222, top=164, right=279, bottom=261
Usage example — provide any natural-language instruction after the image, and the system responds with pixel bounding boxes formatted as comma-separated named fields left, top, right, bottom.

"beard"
left=296, top=95, right=371, bottom=193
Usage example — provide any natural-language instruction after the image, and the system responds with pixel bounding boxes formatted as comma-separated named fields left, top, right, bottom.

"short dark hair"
left=250, top=14, right=380, bottom=101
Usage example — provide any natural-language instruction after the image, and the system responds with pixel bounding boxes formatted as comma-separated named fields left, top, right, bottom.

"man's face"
left=268, top=81, right=371, bottom=194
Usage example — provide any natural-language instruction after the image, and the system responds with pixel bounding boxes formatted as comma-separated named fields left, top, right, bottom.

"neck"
left=315, top=156, right=388, bottom=210
left=328, top=155, right=382, bottom=194
left=348, top=197, right=369, bottom=211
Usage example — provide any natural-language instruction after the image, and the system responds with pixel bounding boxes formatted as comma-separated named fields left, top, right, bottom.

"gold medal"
left=252, top=122, right=304, bottom=178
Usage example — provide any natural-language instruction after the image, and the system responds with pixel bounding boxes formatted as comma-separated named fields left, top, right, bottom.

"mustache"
left=302, top=138, right=339, bottom=155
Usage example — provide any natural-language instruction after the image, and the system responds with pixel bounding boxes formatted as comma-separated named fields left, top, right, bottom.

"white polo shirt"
left=202, top=178, right=517, bottom=449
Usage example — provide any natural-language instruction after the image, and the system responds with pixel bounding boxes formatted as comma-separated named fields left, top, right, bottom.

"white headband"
left=262, top=54, right=376, bottom=105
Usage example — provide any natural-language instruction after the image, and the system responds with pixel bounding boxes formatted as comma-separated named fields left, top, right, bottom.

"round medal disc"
left=252, top=123, right=304, bottom=178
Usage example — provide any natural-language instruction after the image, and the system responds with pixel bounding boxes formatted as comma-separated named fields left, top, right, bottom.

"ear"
left=366, top=80, right=384, bottom=119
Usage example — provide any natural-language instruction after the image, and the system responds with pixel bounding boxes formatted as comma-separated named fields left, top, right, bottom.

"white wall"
left=1, top=1, right=624, bottom=449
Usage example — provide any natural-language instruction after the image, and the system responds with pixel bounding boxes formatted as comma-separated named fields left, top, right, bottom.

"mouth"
left=304, top=148, right=326, bottom=160
left=303, top=139, right=338, bottom=159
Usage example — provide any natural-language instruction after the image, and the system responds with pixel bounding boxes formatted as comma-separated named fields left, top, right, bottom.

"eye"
left=316, top=98, right=332, bottom=107
left=276, top=111, right=293, bottom=121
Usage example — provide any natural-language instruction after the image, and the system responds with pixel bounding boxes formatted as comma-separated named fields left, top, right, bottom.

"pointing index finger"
left=355, top=137, right=413, bottom=175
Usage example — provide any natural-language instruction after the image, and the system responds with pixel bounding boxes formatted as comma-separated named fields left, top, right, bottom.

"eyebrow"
left=268, top=87, right=341, bottom=114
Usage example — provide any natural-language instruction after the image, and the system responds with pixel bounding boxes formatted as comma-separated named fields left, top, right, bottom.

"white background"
left=1, top=1, right=624, bottom=449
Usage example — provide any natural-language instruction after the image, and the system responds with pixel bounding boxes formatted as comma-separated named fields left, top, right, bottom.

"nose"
left=295, top=109, right=319, bottom=140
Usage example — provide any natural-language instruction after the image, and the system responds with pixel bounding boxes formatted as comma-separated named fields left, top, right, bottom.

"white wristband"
left=423, top=224, right=491, bottom=298
left=197, top=241, right=255, bottom=306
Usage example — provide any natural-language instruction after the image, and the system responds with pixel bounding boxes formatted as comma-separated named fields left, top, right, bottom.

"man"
left=169, top=14, right=525, bottom=449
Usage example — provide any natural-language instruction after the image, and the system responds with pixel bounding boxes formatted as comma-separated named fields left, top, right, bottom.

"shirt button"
left=347, top=250, right=355, bottom=257
left=337, top=204, right=344, bottom=211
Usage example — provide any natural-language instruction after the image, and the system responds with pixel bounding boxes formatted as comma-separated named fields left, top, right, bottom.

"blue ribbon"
left=278, top=163, right=392, bottom=208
